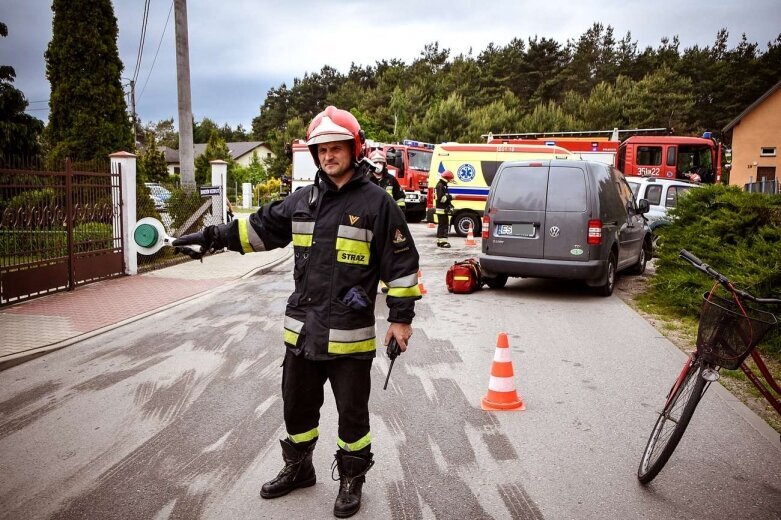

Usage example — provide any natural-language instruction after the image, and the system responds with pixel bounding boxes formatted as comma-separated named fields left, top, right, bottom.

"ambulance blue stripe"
left=448, top=187, right=490, bottom=196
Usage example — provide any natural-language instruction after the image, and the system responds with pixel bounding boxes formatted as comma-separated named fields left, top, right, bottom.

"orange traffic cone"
left=417, top=269, right=427, bottom=295
left=481, top=333, right=525, bottom=411
left=465, top=222, right=477, bottom=247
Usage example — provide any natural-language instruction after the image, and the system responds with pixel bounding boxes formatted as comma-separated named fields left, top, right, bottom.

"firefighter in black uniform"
left=173, top=106, right=422, bottom=518
left=435, top=170, right=454, bottom=248
left=367, top=149, right=406, bottom=211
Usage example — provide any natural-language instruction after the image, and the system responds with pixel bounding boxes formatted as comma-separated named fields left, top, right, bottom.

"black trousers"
left=282, top=350, right=372, bottom=450
left=436, top=211, right=450, bottom=240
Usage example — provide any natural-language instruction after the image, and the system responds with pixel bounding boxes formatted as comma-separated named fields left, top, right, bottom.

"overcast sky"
left=3, top=0, right=780, bottom=132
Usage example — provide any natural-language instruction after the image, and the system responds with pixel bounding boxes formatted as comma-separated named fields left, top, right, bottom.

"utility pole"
left=129, top=79, right=139, bottom=146
left=122, top=77, right=139, bottom=146
left=174, top=0, right=195, bottom=191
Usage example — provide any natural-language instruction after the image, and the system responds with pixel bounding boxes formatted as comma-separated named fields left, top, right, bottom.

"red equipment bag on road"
left=446, top=258, right=482, bottom=294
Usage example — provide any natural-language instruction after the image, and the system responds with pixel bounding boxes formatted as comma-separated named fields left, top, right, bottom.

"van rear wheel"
left=484, top=274, right=508, bottom=289
left=596, top=252, right=617, bottom=297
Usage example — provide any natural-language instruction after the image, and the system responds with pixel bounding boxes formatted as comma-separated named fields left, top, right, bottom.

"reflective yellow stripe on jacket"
left=292, top=221, right=314, bottom=247
left=335, top=225, right=372, bottom=266
left=385, top=271, right=422, bottom=298
left=286, top=317, right=377, bottom=355
left=238, top=219, right=266, bottom=253
left=328, top=325, right=376, bottom=354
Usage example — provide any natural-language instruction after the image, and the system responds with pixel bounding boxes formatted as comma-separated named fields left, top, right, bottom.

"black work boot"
left=260, top=438, right=316, bottom=499
left=332, top=450, right=374, bottom=518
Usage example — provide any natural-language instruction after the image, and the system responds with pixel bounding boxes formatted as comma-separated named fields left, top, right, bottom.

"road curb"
left=0, top=248, right=293, bottom=372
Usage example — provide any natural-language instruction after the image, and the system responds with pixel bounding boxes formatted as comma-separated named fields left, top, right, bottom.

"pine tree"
left=0, top=22, right=44, bottom=157
left=194, top=130, right=232, bottom=185
left=44, top=0, right=132, bottom=165
left=137, top=132, right=169, bottom=183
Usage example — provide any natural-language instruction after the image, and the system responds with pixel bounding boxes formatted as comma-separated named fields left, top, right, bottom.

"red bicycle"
left=637, top=249, right=781, bottom=484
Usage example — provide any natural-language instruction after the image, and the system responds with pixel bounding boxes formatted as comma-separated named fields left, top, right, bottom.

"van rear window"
left=547, top=167, right=586, bottom=212
left=493, top=166, right=548, bottom=211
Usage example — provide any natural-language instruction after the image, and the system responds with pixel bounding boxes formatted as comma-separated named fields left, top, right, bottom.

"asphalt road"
left=1, top=223, right=779, bottom=519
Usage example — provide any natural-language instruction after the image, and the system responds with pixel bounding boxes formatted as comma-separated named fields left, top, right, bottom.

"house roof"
left=723, top=80, right=781, bottom=133
left=159, top=141, right=270, bottom=164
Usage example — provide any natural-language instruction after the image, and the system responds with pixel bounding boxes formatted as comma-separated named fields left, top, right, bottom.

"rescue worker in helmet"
left=435, top=170, right=454, bottom=248
left=367, top=149, right=405, bottom=210
left=172, top=106, right=422, bottom=518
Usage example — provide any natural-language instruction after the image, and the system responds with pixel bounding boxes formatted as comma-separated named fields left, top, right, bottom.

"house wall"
left=235, top=145, right=275, bottom=167
left=729, top=88, right=781, bottom=187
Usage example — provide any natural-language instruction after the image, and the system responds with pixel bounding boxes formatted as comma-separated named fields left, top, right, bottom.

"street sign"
left=199, top=185, right=221, bottom=197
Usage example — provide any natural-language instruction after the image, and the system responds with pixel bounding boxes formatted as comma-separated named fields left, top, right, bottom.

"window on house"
left=174, top=167, right=181, bottom=174
left=266, top=153, right=272, bottom=158
left=760, top=147, right=776, bottom=157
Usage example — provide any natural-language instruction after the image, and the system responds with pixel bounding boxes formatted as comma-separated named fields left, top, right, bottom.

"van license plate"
left=497, top=224, right=535, bottom=237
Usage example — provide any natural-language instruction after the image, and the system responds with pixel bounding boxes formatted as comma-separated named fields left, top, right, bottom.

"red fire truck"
left=487, top=129, right=722, bottom=183
left=366, top=139, right=434, bottom=223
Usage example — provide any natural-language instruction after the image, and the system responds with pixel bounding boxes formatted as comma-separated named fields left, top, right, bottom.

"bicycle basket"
left=696, top=292, right=777, bottom=370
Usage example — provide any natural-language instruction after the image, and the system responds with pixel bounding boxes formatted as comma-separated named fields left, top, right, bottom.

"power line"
left=138, top=0, right=174, bottom=103
left=132, top=0, right=151, bottom=84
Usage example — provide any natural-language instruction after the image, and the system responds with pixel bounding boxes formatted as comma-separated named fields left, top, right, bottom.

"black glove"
left=172, top=226, right=218, bottom=261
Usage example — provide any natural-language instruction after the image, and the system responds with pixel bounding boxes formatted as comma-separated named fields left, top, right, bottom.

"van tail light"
left=482, top=216, right=489, bottom=239
left=426, top=187, right=433, bottom=209
left=587, top=219, right=602, bottom=245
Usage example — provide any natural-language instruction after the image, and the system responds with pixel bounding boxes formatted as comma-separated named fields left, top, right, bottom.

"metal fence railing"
left=744, top=179, right=779, bottom=195
left=0, top=156, right=123, bottom=305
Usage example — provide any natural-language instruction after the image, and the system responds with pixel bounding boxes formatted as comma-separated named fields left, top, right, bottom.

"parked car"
left=625, top=176, right=698, bottom=230
left=145, top=183, right=172, bottom=212
left=479, top=160, right=652, bottom=296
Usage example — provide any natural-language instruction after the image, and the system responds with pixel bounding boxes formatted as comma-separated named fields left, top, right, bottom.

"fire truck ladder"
left=483, top=128, right=672, bottom=142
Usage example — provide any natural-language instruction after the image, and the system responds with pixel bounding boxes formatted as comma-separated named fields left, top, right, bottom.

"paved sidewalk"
left=0, top=247, right=292, bottom=369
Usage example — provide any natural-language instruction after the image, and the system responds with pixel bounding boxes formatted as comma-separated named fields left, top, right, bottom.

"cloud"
left=4, top=0, right=781, bottom=129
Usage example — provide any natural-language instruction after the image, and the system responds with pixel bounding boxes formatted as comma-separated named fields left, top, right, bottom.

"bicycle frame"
left=741, top=350, right=781, bottom=415
left=666, top=357, right=695, bottom=404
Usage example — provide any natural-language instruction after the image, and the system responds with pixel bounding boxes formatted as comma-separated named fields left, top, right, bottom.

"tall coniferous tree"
left=45, top=0, right=132, bottom=165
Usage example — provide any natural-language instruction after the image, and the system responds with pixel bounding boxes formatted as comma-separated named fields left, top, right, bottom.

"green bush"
left=3, top=188, right=59, bottom=218
left=167, top=188, right=206, bottom=232
left=648, top=184, right=781, bottom=354
left=136, top=181, right=161, bottom=221
left=253, top=178, right=281, bottom=206
left=0, top=230, right=67, bottom=257
left=74, top=222, right=114, bottom=251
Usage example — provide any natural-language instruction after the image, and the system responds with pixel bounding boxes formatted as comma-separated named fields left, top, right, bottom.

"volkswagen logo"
left=549, top=226, right=560, bottom=238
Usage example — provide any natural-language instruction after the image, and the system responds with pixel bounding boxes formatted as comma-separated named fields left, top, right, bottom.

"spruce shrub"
left=648, top=184, right=781, bottom=354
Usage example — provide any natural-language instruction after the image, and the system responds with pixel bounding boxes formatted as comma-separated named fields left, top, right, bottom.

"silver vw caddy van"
left=478, top=160, right=652, bottom=296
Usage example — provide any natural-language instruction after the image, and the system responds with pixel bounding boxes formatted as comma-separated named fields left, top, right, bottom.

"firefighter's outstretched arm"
left=172, top=193, right=300, bottom=259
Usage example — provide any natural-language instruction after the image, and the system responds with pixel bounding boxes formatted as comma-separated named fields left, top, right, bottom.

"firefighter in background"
left=367, top=149, right=405, bottom=211
left=435, top=170, right=454, bottom=248
left=172, top=106, right=422, bottom=518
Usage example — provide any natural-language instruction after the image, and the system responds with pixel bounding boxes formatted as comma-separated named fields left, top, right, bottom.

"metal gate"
left=0, top=158, right=124, bottom=306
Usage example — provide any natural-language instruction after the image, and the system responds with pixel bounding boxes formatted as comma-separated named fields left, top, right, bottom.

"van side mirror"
left=637, top=199, right=650, bottom=214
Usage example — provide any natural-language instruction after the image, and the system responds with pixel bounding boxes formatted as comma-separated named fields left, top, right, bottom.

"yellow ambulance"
left=426, top=143, right=573, bottom=236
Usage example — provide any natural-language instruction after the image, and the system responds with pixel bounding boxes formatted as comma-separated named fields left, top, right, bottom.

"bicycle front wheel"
left=637, top=360, right=709, bottom=484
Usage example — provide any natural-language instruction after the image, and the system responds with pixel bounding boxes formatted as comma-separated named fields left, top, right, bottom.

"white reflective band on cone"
left=488, top=376, right=516, bottom=393
left=493, top=349, right=513, bottom=363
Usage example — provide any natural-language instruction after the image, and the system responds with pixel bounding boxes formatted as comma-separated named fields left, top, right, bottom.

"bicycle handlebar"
left=679, top=249, right=781, bottom=305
